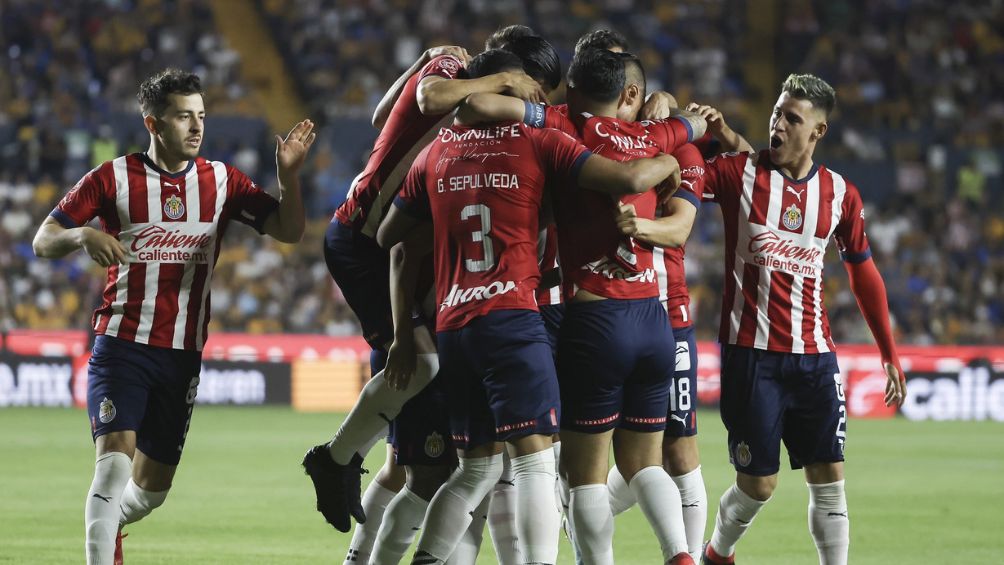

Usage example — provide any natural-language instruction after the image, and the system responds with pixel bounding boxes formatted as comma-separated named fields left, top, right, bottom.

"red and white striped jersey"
left=653, top=143, right=707, bottom=329
left=333, top=55, right=463, bottom=237
left=51, top=153, right=279, bottom=351
left=535, top=222, right=562, bottom=306
left=703, top=150, right=871, bottom=353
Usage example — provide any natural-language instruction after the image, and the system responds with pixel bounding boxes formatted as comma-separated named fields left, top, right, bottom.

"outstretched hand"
left=276, top=119, right=317, bottom=174
left=883, top=362, right=907, bottom=407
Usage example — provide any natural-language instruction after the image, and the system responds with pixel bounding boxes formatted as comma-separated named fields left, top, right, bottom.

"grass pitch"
left=1, top=407, right=1002, bottom=564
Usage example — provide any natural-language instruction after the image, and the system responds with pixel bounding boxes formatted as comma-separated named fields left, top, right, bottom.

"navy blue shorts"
left=436, top=310, right=560, bottom=450
left=324, top=220, right=392, bottom=353
left=539, top=303, right=564, bottom=359
left=665, top=324, right=698, bottom=438
left=389, top=373, right=457, bottom=466
left=87, top=335, right=202, bottom=465
left=719, top=345, right=846, bottom=476
left=557, top=298, right=675, bottom=433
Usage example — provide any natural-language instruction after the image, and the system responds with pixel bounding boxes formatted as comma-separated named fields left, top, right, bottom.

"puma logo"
left=786, top=186, right=804, bottom=202
left=92, top=493, right=112, bottom=503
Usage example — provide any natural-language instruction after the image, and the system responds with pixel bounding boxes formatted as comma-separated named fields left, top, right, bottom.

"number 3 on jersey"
left=461, top=204, right=495, bottom=272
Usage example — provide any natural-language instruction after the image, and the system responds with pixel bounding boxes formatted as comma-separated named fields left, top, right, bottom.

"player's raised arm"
left=455, top=93, right=528, bottom=125
left=373, top=45, right=470, bottom=129
left=579, top=152, right=681, bottom=196
left=417, top=60, right=546, bottom=115
left=686, top=102, right=754, bottom=153
left=666, top=107, right=709, bottom=141
left=262, top=119, right=316, bottom=243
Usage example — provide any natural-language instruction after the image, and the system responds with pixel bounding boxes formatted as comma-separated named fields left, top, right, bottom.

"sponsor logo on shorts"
left=424, top=431, right=446, bottom=458
left=574, top=413, right=620, bottom=427
left=623, top=415, right=667, bottom=425
left=439, top=280, right=517, bottom=311
left=675, top=341, right=691, bottom=371
left=98, top=397, right=116, bottom=424
left=735, top=441, right=752, bottom=467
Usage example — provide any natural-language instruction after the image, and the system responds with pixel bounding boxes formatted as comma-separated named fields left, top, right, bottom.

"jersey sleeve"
left=834, top=181, right=872, bottom=263
left=418, top=55, right=464, bottom=81
left=392, top=150, right=432, bottom=220
left=523, top=103, right=578, bottom=136
left=50, top=162, right=114, bottom=228
left=642, top=117, right=695, bottom=154
left=701, top=151, right=751, bottom=203
left=226, top=165, right=279, bottom=234
left=670, top=143, right=705, bottom=210
left=530, top=127, right=592, bottom=186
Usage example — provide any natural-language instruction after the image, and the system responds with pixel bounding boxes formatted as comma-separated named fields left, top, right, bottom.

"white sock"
left=330, top=354, right=439, bottom=465
left=85, top=452, right=131, bottom=565
left=672, top=466, right=708, bottom=561
left=606, top=466, right=636, bottom=516
left=345, top=481, right=397, bottom=564
left=550, top=442, right=563, bottom=517
left=629, top=466, right=688, bottom=560
left=709, top=484, right=769, bottom=558
left=569, top=484, right=614, bottom=565
left=488, top=455, right=521, bottom=565
left=413, top=454, right=503, bottom=563
left=118, top=479, right=168, bottom=526
left=807, top=480, right=849, bottom=565
left=447, top=493, right=489, bottom=564
left=511, top=451, right=559, bottom=564
left=370, top=488, right=429, bottom=565
left=556, top=466, right=579, bottom=563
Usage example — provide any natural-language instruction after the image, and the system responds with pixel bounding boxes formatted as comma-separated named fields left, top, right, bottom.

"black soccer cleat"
left=302, top=445, right=368, bottom=532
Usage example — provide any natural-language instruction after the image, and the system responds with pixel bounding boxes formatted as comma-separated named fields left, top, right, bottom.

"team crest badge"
left=735, top=441, right=752, bottom=467
left=98, top=397, right=116, bottom=424
left=782, top=203, right=803, bottom=231
left=163, top=194, right=185, bottom=220
left=424, top=432, right=446, bottom=458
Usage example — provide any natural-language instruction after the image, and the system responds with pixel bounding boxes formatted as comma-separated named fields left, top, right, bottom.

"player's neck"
left=571, top=101, right=617, bottom=119
left=146, top=143, right=190, bottom=174
left=775, top=154, right=815, bottom=182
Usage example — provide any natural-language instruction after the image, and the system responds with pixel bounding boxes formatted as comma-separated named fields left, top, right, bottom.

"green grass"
left=1, top=407, right=1002, bottom=564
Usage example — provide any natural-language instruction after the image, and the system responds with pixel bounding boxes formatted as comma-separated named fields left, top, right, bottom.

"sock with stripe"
left=85, top=452, right=132, bottom=565
left=709, top=484, right=768, bottom=559
left=807, top=480, right=849, bottom=565
left=343, top=480, right=397, bottom=564
left=672, top=466, right=708, bottom=561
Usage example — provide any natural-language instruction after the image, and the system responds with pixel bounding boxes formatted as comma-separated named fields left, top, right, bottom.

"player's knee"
left=95, top=432, right=136, bottom=459
left=453, top=453, right=504, bottom=497
left=661, top=436, right=700, bottom=475
left=405, top=465, right=452, bottom=500
left=376, top=458, right=407, bottom=491
left=737, top=474, right=776, bottom=502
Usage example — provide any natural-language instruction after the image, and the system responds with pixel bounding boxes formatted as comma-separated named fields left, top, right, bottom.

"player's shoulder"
left=705, top=149, right=756, bottom=168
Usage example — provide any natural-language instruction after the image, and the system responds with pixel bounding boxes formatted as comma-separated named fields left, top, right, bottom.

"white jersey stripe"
left=104, top=157, right=132, bottom=337
left=754, top=171, right=785, bottom=349
left=171, top=172, right=202, bottom=348
left=194, top=162, right=228, bottom=347
left=812, top=275, right=828, bottom=352
left=729, top=155, right=758, bottom=343
left=185, top=167, right=201, bottom=222
left=133, top=166, right=164, bottom=343
left=653, top=246, right=668, bottom=301
left=790, top=276, right=805, bottom=354
left=802, top=174, right=821, bottom=245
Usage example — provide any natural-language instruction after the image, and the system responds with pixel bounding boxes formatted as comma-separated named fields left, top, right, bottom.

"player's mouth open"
left=770, top=135, right=783, bottom=149
left=186, top=137, right=201, bottom=145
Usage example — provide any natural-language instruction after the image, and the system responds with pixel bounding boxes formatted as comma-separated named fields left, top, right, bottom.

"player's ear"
left=143, top=114, right=159, bottom=135
left=812, top=121, right=828, bottom=142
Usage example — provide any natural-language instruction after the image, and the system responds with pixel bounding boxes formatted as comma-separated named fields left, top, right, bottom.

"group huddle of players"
left=300, top=24, right=907, bottom=565
left=40, top=19, right=908, bottom=565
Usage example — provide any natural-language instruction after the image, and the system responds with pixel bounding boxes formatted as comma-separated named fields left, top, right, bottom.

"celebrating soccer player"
left=697, top=74, right=907, bottom=565
left=31, top=68, right=315, bottom=565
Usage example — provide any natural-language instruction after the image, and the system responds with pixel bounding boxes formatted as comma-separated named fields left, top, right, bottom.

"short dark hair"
left=499, top=35, right=562, bottom=91
left=617, top=52, right=646, bottom=98
left=485, top=24, right=536, bottom=50
left=575, top=29, right=629, bottom=54
left=567, top=48, right=625, bottom=104
left=467, top=49, right=524, bottom=79
left=137, top=68, right=202, bottom=117
left=782, top=73, right=836, bottom=117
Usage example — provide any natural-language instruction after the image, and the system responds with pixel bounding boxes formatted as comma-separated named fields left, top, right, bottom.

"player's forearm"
left=632, top=215, right=692, bottom=248
left=456, top=93, right=525, bottom=125
left=715, top=125, right=755, bottom=153
left=388, top=242, right=421, bottom=341
left=846, top=259, right=900, bottom=365
left=32, top=223, right=86, bottom=259
left=417, top=74, right=510, bottom=115
left=373, top=54, right=430, bottom=128
left=668, top=108, right=708, bottom=141
left=270, top=174, right=306, bottom=243
left=626, top=154, right=680, bottom=194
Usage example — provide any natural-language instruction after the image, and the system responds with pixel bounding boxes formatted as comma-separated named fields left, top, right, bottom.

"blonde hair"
left=782, top=73, right=836, bottom=116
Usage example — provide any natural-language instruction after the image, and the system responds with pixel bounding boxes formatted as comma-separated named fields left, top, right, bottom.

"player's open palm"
left=506, top=72, right=548, bottom=105
left=81, top=227, right=127, bottom=267
left=276, top=119, right=317, bottom=174
left=385, top=337, right=417, bottom=391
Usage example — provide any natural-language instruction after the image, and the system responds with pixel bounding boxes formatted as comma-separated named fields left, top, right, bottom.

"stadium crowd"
left=1, top=0, right=1002, bottom=345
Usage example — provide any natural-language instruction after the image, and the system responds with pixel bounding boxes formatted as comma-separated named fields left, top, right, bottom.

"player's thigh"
left=323, top=221, right=393, bottom=350
left=405, top=464, right=454, bottom=501
left=612, top=427, right=664, bottom=481
left=87, top=336, right=156, bottom=450
left=132, top=448, right=177, bottom=492
left=389, top=376, right=458, bottom=472
left=559, top=429, right=614, bottom=487
left=664, top=324, right=699, bottom=439
left=782, top=352, right=846, bottom=471
left=134, top=349, right=202, bottom=469
left=622, top=299, right=678, bottom=433
left=557, top=300, right=636, bottom=433
left=719, top=345, right=788, bottom=477
left=472, top=311, right=560, bottom=444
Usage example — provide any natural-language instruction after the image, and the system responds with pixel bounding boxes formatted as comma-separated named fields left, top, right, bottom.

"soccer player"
left=697, top=74, right=907, bottom=565
left=301, top=43, right=547, bottom=545
left=377, top=48, right=682, bottom=565
left=607, top=98, right=754, bottom=562
left=30, top=68, right=315, bottom=565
